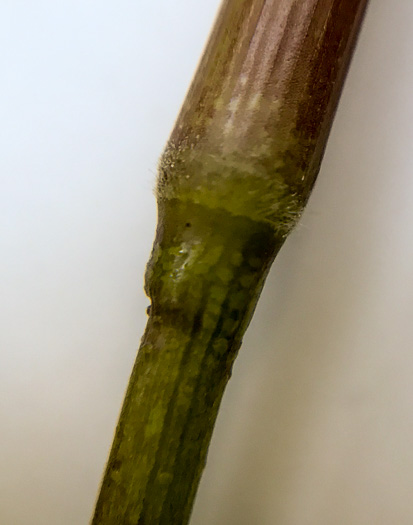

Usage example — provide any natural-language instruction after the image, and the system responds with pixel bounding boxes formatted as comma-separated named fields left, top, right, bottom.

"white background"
left=2, top=1, right=413, bottom=523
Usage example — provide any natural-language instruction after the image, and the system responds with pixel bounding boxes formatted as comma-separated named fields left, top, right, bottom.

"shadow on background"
left=191, top=1, right=413, bottom=523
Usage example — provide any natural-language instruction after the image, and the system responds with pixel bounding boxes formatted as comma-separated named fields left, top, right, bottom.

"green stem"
left=92, top=1, right=369, bottom=523
left=94, top=199, right=283, bottom=524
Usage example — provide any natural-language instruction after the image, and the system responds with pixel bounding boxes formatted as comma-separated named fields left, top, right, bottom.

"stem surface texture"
left=92, top=1, right=369, bottom=523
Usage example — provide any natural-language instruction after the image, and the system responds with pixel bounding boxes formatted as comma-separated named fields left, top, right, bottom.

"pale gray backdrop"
left=2, top=1, right=413, bottom=523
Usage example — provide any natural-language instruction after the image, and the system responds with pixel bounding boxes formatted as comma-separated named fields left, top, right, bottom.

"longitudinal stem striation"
left=92, top=1, right=369, bottom=523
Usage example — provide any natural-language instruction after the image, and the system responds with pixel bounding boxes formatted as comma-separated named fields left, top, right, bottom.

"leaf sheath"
left=92, top=1, right=369, bottom=523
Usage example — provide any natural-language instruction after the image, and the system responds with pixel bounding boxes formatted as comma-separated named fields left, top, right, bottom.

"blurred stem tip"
left=92, top=1, right=369, bottom=523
